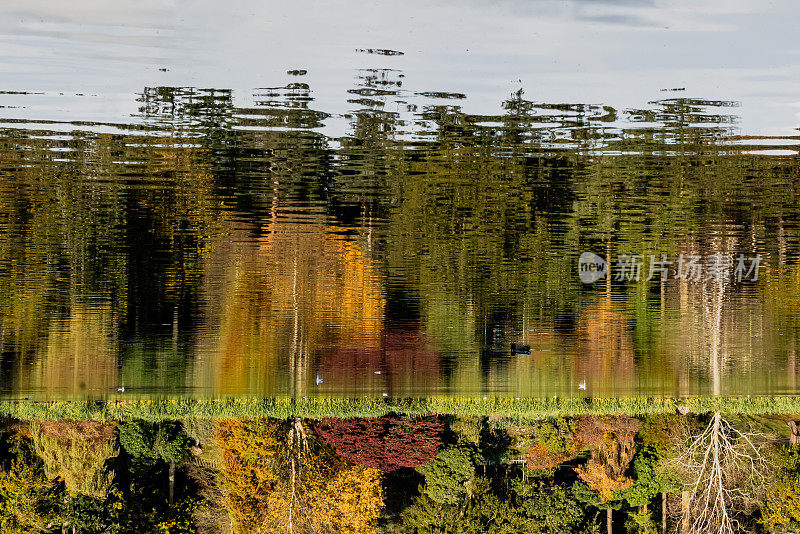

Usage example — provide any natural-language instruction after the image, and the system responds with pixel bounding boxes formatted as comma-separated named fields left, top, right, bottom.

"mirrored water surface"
left=1, top=1, right=800, bottom=398
left=0, top=83, right=798, bottom=398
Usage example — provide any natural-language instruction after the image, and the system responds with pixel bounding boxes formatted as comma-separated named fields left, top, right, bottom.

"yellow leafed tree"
left=29, top=420, right=119, bottom=499
left=575, top=416, right=641, bottom=503
left=215, top=418, right=383, bottom=534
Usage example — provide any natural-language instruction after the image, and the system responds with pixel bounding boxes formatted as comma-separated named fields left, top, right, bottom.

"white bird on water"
left=578, top=380, right=586, bottom=391
left=117, top=386, right=125, bottom=392
left=316, top=374, right=323, bottom=385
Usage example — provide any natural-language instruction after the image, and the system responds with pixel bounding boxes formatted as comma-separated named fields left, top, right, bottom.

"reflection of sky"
left=1, top=0, right=799, bottom=136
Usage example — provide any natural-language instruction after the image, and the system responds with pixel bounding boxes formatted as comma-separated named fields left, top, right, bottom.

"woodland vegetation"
left=0, top=411, right=799, bottom=533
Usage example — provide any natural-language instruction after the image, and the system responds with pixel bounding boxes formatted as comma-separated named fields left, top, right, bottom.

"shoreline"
left=1, top=395, right=799, bottom=421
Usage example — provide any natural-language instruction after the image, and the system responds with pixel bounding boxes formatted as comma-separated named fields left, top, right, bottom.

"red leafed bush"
left=312, top=416, right=444, bottom=472
left=526, top=442, right=580, bottom=471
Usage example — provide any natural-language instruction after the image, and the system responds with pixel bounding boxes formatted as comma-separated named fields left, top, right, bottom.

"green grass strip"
left=0, top=395, right=798, bottom=422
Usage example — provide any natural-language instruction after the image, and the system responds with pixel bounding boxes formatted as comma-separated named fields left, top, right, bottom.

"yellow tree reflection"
left=195, top=210, right=385, bottom=395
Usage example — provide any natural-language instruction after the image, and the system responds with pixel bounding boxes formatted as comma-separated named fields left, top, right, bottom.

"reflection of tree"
left=195, top=215, right=385, bottom=395
left=577, top=295, right=636, bottom=392
left=137, top=86, right=237, bottom=149
left=318, top=327, right=442, bottom=395
left=703, top=256, right=729, bottom=397
left=1, top=83, right=800, bottom=397
left=0, top=121, right=224, bottom=394
left=31, top=299, right=119, bottom=393
left=0, top=132, right=129, bottom=392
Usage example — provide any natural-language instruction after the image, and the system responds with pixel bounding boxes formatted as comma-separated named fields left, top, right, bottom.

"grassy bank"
left=0, top=395, right=799, bottom=421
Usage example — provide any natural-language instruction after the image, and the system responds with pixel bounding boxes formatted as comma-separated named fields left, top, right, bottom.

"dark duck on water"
left=510, top=343, right=531, bottom=355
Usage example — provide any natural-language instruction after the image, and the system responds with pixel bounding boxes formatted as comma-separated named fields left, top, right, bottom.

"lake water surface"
left=1, top=1, right=800, bottom=398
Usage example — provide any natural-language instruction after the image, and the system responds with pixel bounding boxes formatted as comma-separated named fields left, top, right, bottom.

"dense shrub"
left=312, top=416, right=444, bottom=472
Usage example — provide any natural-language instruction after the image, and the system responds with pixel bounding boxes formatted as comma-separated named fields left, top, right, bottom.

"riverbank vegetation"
left=2, top=411, right=800, bottom=532
left=1, top=395, right=800, bottom=422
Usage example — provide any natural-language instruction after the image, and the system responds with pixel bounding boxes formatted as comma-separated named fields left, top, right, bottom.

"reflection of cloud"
left=0, top=0, right=173, bottom=30
left=791, top=101, right=800, bottom=129
left=587, top=0, right=656, bottom=4
left=574, top=0, right=657, bottom=4
left=0, top=0, right=798, bottom=136
left=570, top=3, right=738, bottom=31
left=575, top=12, right=661, bottom=27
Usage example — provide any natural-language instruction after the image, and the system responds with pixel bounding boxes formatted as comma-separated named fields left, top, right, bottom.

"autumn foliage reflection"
left=195, top=213, right=387, bottom=394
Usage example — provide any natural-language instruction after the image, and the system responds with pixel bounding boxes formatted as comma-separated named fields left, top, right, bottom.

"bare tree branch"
left=669, top=412, right=768, bottom=534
